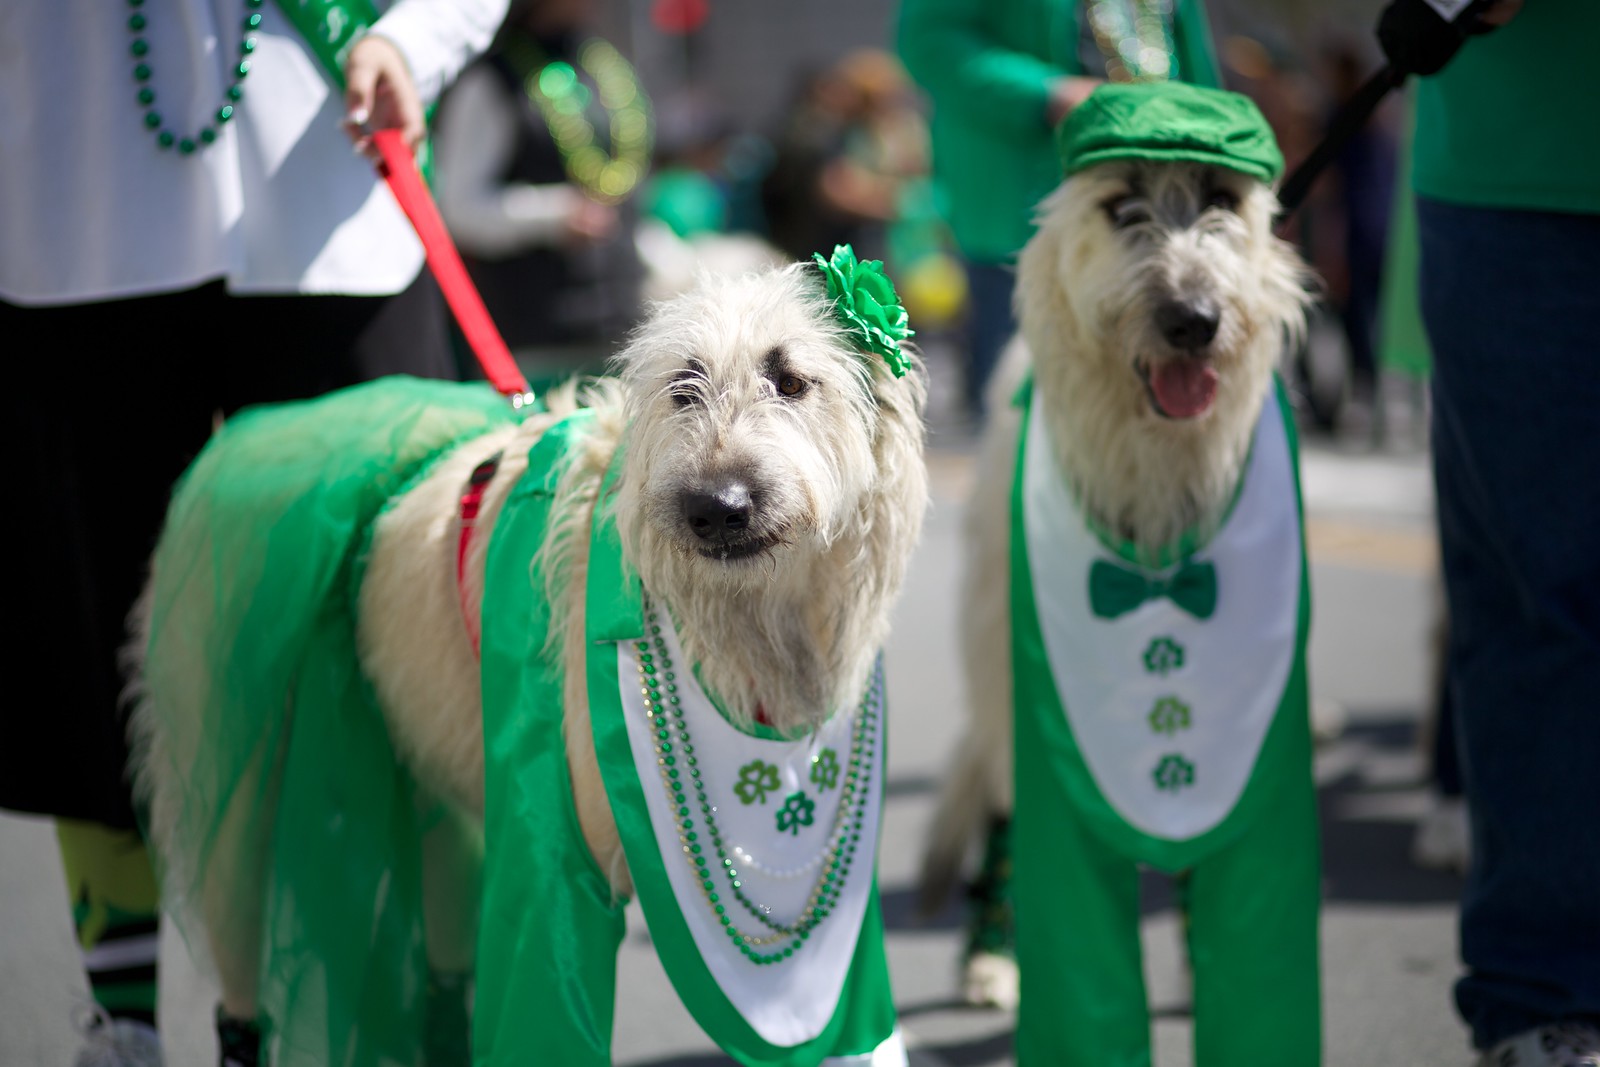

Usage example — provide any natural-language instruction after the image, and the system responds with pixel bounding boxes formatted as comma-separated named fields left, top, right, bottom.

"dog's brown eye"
left=1205, top=188, right=1240, bottom=213
left=778, top=375, right=807, bottom=397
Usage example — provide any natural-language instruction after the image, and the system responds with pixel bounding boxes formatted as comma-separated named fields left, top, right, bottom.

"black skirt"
left=0, top=271, right=455, bottom=826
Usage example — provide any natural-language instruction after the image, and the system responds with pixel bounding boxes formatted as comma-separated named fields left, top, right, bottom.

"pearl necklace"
left=126, top=0, right=260, bottom=153
left=635, top=597, right=881, bottom=966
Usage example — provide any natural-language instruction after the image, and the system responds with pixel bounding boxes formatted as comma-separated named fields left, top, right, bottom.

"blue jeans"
left=1417, top=196, right=1600, bottom=1049
left=963, top=259, right=1018, bottom=419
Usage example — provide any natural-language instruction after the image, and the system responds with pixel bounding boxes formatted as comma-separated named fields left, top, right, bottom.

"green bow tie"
left=1088, top=558, right=1218, bottom=620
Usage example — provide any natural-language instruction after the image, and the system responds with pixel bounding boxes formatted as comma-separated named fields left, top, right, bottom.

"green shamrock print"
left=1147, top=696, right=1192, bottom=736
left=1142, top=636, right=1186, bottom=677
left=776, top=791, right=816, bottom=836
left=809, top=748, right=841, bottom=791
left=1152, top=754, right=1196, bottom=793
left=734, top=759, right=780, bottom=806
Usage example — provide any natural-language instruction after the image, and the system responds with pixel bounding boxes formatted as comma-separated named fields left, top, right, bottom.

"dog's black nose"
left=1156, top=299, right=1220, bottom=351
left=684, top=482, right=752, bottom=538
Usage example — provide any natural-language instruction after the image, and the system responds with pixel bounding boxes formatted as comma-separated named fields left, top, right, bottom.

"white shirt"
left=0, top=0, right=508, bottom=305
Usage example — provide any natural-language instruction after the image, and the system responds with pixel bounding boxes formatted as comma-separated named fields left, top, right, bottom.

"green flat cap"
left=1055, top=81, right=1284, bottom=183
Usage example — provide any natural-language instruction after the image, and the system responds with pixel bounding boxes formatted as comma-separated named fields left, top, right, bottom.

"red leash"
left=373, top=130, right=537, bottom=651
left=372, top=129, right=536, bottom=407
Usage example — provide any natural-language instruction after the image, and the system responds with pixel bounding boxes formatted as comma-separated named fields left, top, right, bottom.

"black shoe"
left=215, top=1006, right=265, bottom=1067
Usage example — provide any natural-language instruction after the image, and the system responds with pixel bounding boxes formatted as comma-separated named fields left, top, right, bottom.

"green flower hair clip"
left=812, top=244, right=914, bottom=379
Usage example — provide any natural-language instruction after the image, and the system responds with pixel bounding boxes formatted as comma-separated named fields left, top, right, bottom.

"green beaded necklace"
left=635, top=598, right=881, bottom=967
left=127, top=0, right=262, bottom=153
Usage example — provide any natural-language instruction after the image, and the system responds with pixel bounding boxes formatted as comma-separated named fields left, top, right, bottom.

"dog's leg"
left=1013, top=803, right=1150, bottom=1065
left=1184, top=756, right=1321, bottom=1067
left=200, top=714, right=288, bottom=1067
left=418, top=798, right=480, bottom=1067
left=127, top=582, right=275, bottom=1065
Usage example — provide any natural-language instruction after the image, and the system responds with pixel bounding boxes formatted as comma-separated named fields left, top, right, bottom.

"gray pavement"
left=0, top=364, right=1470, bottom=1067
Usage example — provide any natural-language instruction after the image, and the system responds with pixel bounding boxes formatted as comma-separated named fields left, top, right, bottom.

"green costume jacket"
left=895, top=0, right=1220, bottom=262
left=1007, top=379, right=1322, bottom=1064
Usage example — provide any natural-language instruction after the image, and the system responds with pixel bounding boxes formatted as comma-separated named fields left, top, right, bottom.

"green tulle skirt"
left=140, top=376, right=519, bottom=1066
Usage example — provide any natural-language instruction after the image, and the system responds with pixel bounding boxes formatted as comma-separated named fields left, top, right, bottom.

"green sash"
left=477, top=428, right=899, bottom=1065
left=474, top=409, right=626, bottom=1067
left=272, top=0, right=436, bottom=176
left=273, top=0, right=380, bottom=85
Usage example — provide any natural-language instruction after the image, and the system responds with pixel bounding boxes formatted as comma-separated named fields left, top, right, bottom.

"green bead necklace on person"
left=635, top=597, right=880, bottom=966
left=127, top=0, right=261, bottom=153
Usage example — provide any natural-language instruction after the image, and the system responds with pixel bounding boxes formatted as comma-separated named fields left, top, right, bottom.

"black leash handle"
left=1275, top=64, right=1406, bottom=224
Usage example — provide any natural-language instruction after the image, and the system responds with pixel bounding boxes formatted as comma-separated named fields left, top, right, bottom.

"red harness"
left=456, top=452, right=503, bottom=657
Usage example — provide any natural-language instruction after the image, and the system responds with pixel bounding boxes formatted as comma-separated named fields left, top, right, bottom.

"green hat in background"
left=1055, top=81, right=1284, bottom=183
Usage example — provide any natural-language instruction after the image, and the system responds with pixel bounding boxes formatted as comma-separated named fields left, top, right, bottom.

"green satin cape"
left=141, top=376, right=520, bottom=1066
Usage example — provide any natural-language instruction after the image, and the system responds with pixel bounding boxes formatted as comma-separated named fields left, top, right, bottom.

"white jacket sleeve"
left=432, top=64, right=579, bottom=256
left=370, top=0, right=512, bottom=106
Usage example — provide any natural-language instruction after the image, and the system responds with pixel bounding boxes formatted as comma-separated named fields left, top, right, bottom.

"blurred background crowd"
left=434, top=0, right=1417, bottom=446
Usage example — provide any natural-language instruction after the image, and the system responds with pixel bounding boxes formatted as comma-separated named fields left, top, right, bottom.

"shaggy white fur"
left=130, top=262, right=928, bottom=1029
left=919, top=160, right=1311, bottom=1009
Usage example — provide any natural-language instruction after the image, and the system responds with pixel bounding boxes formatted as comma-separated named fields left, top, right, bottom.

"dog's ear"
left=873, top=340, right=930, bottom=426
left=856, top=338, right=930, bottom=607
left=1015, top=189, right=1082, bottom=361
left=1249, top=182, right=1318, bottom=353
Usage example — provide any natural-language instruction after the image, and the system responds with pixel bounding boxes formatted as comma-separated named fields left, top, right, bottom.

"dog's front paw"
left=961, top=951, right=1020, bottom=1011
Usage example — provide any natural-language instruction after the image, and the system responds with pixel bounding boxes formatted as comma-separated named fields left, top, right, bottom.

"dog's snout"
left=1156, top=299, right=1220, bottom=351
left=684, top=482, right=753, bottom=538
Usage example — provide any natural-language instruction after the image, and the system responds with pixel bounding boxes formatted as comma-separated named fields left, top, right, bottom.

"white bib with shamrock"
left=615, top=612, right=887, bottom=1048
left=1021, top=396, right=1302, bottom=841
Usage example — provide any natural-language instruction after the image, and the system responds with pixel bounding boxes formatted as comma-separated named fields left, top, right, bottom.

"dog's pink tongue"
left=1150, top=361, right=1219, bottom=419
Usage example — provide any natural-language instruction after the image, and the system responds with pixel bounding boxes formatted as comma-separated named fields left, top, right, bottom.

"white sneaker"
left=1411, top=793, right=1471, bottom=875
left=1476, top=1022, right=1600, bottom=1067
left=961, top=951, right=1019, bottom=1012
left=72, top=1005, right=164, bottom=1067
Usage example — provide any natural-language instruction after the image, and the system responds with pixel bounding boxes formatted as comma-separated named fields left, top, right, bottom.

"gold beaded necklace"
left=1084, top=0, right=1178, bottom=82
left=506, top=35, right=652, bottom=205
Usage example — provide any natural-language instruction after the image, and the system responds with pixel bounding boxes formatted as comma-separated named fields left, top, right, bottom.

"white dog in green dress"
left=130, top=253, right=927, bottom=1067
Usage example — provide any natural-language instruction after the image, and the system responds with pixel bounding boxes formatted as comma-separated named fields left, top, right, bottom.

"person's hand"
left=1047, top=76, right=1103, bottom=128
left=1376, top=0, right=1521, bottom=78
left=343, top=34, right=425, bottom=162
left=563, top=197, right=619, bottom=245
left=1474, top=0, right=1523, bottom=28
